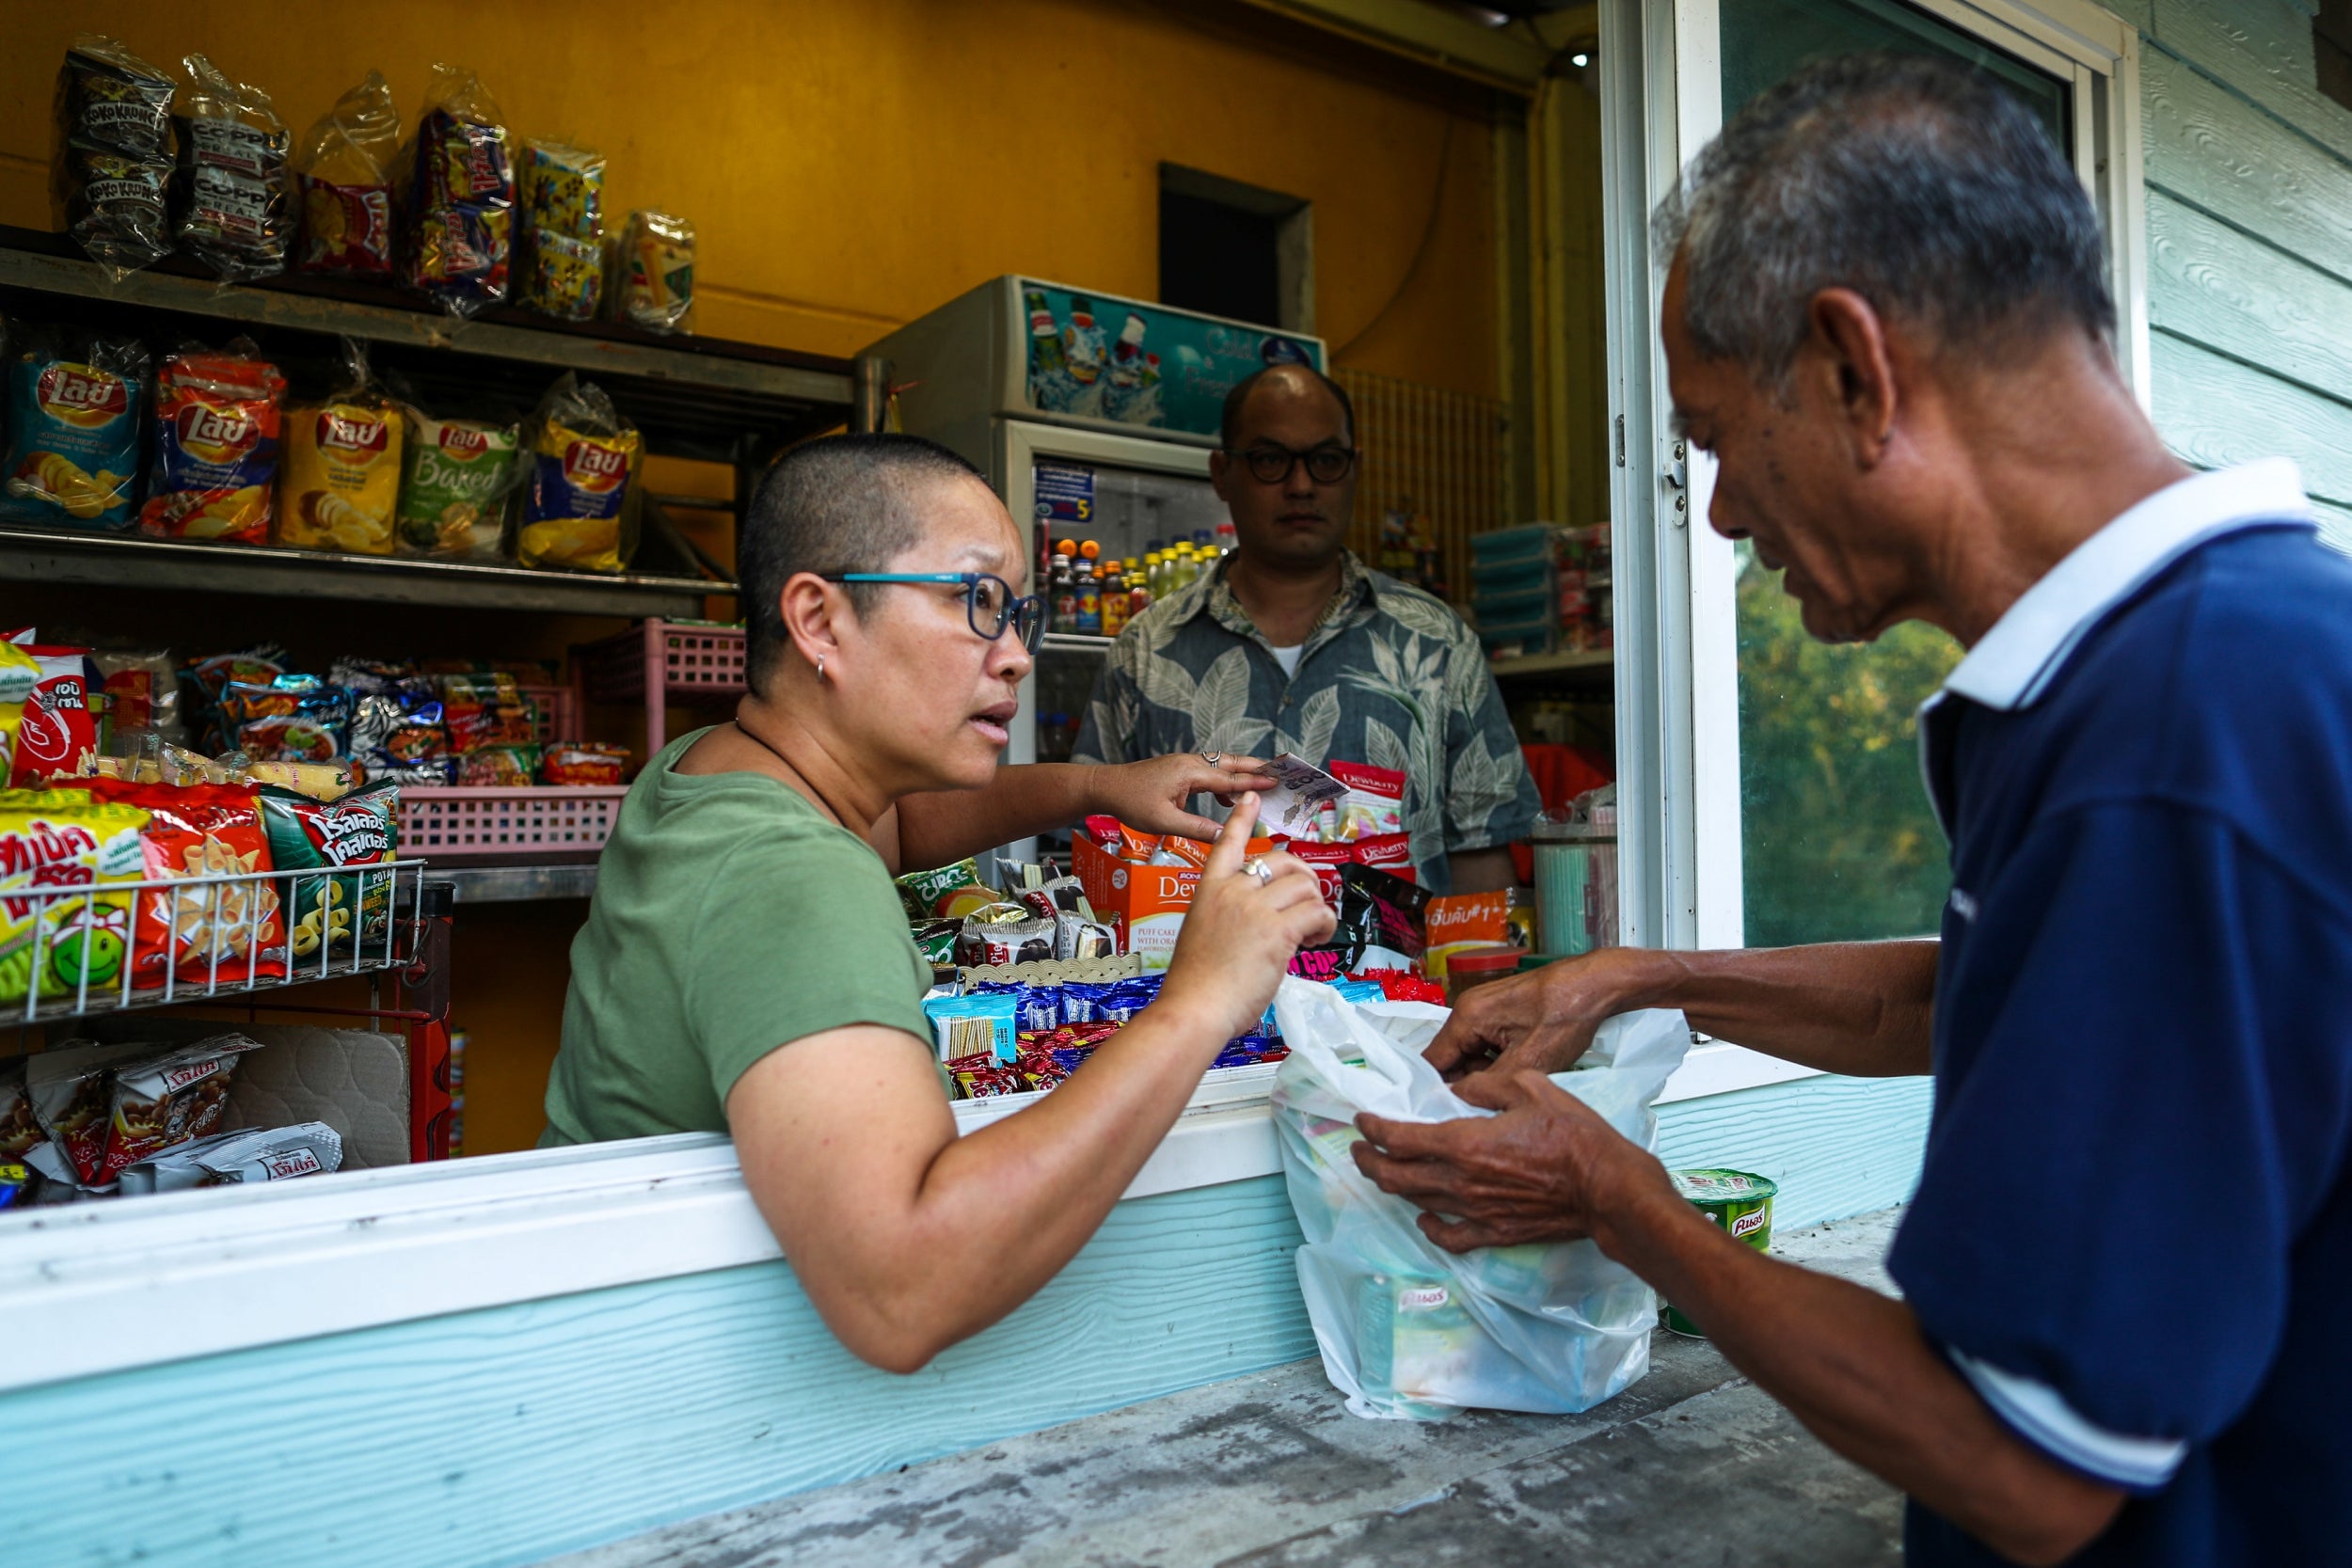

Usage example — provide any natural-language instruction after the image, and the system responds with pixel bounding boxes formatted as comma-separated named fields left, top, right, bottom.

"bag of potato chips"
left=61, top=778, right=285, bottom=988
left=139, top=341, right=287, bottom=544
left=394, top=404, right=520, bottom=561
left=0, top=788, right=149, bottom=1007
left=1, top=326, right=148, bottom=531
left=293, top=71, right=401, bottom=279
left=278, top=345, right=402, bottom=555
left=401, top=65, right=513, bottom=316
left=516, top=374, right=641, bottom=574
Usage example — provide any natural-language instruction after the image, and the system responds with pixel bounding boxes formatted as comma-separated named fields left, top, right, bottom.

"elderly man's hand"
left=1350, top=1069, right=1676, bottom=1254
left=1422, top=948, right=1660, bottom=1082
left=1088, top=752, right=1272, bottom=842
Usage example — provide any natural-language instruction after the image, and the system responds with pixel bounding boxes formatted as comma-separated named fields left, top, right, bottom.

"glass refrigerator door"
left=994, top=420, right=1228, bottom=863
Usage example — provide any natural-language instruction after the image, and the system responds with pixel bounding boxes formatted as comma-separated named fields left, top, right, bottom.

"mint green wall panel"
left=2151, top=0, right=2352, bottom=165
left=2153, top=333, right=2352, bottom=509
left=2148, top=190, right=2352, bottom=406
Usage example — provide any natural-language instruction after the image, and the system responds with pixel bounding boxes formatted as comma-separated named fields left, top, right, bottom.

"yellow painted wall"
left=3, top=1, right=1510, bottom=1153
left=3, top=0, right=1497, bottom=396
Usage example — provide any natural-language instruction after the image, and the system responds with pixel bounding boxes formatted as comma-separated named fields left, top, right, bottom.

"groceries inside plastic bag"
left=1270, top=975, right=1690, bottom=1420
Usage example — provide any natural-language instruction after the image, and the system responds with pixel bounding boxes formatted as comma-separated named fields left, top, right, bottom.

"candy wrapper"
left=518, top=140, right=606, bottom=322
left=96, top=1033, right=259, bottom=1185
left=171, top=54, right=292, bottom=282
left=614, top=210, right=694, bottom=333
left=517, top=374, right=642, bottom=574
left=394, top=405, right=520, bottom=561
left=2, top=327, right=149, bottom=531
left=294, top=71, right=401, bottom=279
left=139, top=342, right=287, bottom=544
left=401, top=65, right=513, bottom=315
left=257, top=779, right=399, bottom=957
left=0, top=792, right=148, bottom=1006
left=278, top=348, right=404, bottom=555
left=540, top=742, right=627, bottom=786
left=925, top=991, right=1017, bottom=1065
left=897, top=858, right=984, bottom=924
left=52, top=36, right=178, bottom=277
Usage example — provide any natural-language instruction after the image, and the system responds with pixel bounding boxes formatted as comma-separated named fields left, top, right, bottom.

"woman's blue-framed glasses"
left=819, top=572, right=1046, bottom=652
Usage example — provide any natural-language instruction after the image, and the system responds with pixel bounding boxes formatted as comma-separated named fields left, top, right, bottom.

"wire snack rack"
left=5, top=859, right=434, bottom=1025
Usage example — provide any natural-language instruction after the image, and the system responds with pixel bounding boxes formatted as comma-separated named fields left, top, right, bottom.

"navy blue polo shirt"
left=1884, top=462, right=2352, bottom=1566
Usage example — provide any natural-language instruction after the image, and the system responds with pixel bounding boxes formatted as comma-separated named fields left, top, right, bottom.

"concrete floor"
left=548, top=1210, right=1907, bottom=1568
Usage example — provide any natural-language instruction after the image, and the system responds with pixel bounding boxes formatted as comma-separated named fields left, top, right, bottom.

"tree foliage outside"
left=1735, top=544, right=1962, bottom=947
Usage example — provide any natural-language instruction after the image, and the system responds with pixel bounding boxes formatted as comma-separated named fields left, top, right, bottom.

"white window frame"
left=1603, top=0, right=2147, bottom=1097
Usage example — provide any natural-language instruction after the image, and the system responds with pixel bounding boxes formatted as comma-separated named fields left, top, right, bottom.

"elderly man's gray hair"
left=1654, top=52, right=2114, bottom=388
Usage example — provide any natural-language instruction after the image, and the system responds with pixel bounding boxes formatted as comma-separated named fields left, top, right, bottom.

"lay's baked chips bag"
left=1, top=327, right=148, bottom=530
left=516, top=373, right=640, bottom=574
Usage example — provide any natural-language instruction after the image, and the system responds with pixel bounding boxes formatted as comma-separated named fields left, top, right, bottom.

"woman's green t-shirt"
left=541, top=728, right=933, bottom=1146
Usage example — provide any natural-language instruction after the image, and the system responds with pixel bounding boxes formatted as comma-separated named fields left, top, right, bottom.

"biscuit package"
left=171, top=54, right=293, bottom=282
left=518, top=140, right=606, bottom=322
left=139, top=342, right=288, bottom=544
left=293, top=71, right=402, bottom=279
left=1, top=327, right=150, bottom=531
left=393, top=405, right=520, bottom=561
left=278, top=349, right=403, bottom=555
left=516, top=374, right=641, bottom=574
left=401, top=65, right=513, bottom=315
left=0, top=790, right=149, bottom=1008
left=52, top=36, right=178, bottom=277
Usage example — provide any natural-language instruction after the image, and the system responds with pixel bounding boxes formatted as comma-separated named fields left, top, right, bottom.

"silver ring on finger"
left=1241, top=855, right=1274, bottom=888
left=1200, top=751, right=1222, bottom=766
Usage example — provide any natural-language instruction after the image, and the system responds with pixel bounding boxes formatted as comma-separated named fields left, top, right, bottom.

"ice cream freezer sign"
left=1020, top=282, right=1322, bottom=437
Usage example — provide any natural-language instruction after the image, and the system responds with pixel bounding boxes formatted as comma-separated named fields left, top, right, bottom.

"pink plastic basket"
left=397, top=786, right=628, bottom=859
left=578, top=620, right=746, bottom=704
left=516, top=685, right=579, bottom=747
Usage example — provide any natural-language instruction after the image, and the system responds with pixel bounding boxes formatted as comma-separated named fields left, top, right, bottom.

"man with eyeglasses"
left=1074, top=362, right=1539, bottom=895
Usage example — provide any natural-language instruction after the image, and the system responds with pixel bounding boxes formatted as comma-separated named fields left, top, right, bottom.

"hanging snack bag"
left=517, top=374, right=642, bottom=574
left=94, top=652, right=183, bottom=742
left=293, top=71, right=402, bottom=279
left=139, top=342, right=287, bottom=544
left=350, top=689, right=452, bottom=784
left=10, top=647, right=100, bottom=785
left=279, top=355, right=404, bottom=555
left=518, top=140, right=606, bottom=322
left=64, top=777, right=285, bottom=987
left=258, top=778, right=399, bottom=957
left=393, top=405, right=521, bottom=561
left=1, top=327, right=149, bottom=531
left=52, top=36, right=178, bottom=277
left=401, top=65, right=514, bottom=315
left=97, top=1033, right=260, bottom=1184
left=615, top=210, right=695, bottom=333
left=0, top=791, right=149, bottom=1007
left=170, top=55, right=293, bottom=282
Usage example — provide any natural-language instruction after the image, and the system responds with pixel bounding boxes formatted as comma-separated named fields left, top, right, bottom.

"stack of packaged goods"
left=0, top=1033, right=345, bottom=1208
left=1469, top=523, right=1561, bottom=661
left=921, top=967, right=1290, bottom=1102
left=43, top=40, right=696, bottom=329
left=1553, top=523, right=1613, bottom=652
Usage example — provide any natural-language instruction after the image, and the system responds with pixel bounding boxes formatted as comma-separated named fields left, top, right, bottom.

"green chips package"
left=394, top=404, right=520, bottom=561
left=257, top=780, right=400, bottom=957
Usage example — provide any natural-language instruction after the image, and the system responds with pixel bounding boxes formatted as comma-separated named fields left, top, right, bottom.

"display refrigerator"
left=864, top=277, right=1327, bottom=860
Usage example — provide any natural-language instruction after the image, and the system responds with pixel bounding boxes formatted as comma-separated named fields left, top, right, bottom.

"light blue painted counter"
left=1, top=1072, right=1930, bottom=1568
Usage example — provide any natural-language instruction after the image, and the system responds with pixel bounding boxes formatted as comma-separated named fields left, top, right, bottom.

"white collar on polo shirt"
left=1933, top=458, right=2313, bottom=715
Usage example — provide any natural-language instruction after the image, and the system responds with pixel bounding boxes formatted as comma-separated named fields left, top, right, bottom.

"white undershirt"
left=1269, top=643, right=1303, bottom=678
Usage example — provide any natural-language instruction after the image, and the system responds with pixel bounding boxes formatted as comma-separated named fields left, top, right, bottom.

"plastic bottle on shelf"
left=1128, top=562, right=1153, bottom=619
left=1074, top=556, right=1102, bottom=636
left=1102, top=562, right=1131, bottom=638
left=1143, top=550, right=1163, bottom=598
left=1050, top=539, right=1079, bottom=634
left=1214, top=520, right=1238, bottom=558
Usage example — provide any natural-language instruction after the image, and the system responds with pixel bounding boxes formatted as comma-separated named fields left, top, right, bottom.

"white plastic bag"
left=1270, top=975, right=1690, bottom=1420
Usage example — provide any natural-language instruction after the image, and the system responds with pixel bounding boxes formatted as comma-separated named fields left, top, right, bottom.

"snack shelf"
left=398, top=787, right=628, bottom=860
left=0, top=521, right=717, bottom=618
left=6, top=859, right=433, bottom=1026
left=1040, top=633, right=1118, bottom=657
left=437, top=862, right=599, bottom=904
left=1488, top=648, right=1615, bottom=681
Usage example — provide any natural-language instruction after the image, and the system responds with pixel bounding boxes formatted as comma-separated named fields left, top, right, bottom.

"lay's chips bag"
left=394, top=404, right=520, bottom=561
left=278, top=395, right=403, bottom=554
left=516, top=373, right=640, bottom=574
left=139, top=342, right=287, bottom=544
left=1, top=328, right=148, bottom=530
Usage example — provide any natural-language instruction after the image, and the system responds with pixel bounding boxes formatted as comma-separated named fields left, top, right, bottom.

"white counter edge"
left=0, top=1049, right=1810, bottom=1393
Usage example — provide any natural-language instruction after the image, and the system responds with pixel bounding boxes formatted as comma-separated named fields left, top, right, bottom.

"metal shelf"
left=1040, top=632, right=1119, bottom=655
left=1488, top=648, right=1615, bottom=680
left=438, top=862, right=600, bottom=904
left=0, top=522, right=718, bottom=617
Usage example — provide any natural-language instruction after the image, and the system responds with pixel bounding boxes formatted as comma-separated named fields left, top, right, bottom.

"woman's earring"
left=816, top=655, right=826, bottom=682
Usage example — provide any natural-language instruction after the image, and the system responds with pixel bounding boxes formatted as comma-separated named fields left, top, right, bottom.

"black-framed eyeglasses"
left=1227, top=442, right=1358, bottom=486
left=818, top=572, right=1046, bottom=652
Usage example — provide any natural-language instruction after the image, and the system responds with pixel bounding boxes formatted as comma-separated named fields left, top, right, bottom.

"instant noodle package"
left=139, top=342, right=287, bottom=544
left=1, top=328, right=149, bottom=530
left=170, top=54, right=292, bottom=282
left=517, top=374, right=642, bottom=574
left=52, top=36, right=178, bottom=277
left=293, top=71, right=402, bottom=279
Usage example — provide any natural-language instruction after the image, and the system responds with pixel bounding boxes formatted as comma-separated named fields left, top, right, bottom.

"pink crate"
left=517, top=685, right=578, bottom=746
left=398, top=786, right=628, bottom=859
left=576, top=618, right=747, bottom=754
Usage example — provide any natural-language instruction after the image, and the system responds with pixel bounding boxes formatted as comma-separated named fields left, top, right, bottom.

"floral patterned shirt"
left=1073, top=551, right=1539, bottom=894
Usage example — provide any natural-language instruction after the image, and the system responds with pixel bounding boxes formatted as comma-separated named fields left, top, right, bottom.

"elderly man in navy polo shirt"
left=1350, top=52, right=2352, bottom=1568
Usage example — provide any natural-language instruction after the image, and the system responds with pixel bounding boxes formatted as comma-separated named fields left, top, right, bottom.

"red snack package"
left=540, top=742, right=627, bottom=786
left=138, top=345, right=288, bottom=543
left=26, top=1039, right=153, bottom=1185
left=293, top=71, right=401, bottom=279
left=1353, top=832, right=1415, bottom=882
left=1115, top=821, right=1162, bottom=863
left=1326, top=760, right=1406, bottom=842
left=97, top=1032, right=259, bottom=1183
left=1358, top=967, right=1448, bottom=1006
left=64, top=778, right=287, bottom=986
left=1083, top=815, right=1123, bottom=850
left=1287, top=839, right=1355, bottom=908
left=8, top=646, right=97, bottom=784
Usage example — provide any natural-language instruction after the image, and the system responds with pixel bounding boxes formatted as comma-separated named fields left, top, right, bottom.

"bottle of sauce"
left=1050, top=539, right=1079, bottom=634
left=1074, top=556, right=1102, bottom=636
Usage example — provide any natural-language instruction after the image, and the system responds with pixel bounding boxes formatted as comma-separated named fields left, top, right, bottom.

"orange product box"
left=1071, top=823, right=1275, bottom=971
left=1424, top=890, right=1513, bottom=980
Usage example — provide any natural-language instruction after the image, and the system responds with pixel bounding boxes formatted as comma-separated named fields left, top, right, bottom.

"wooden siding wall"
left=1334, top=368, right=1509, bottom=605
left=2122, top=0, right=2352, bottom=546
